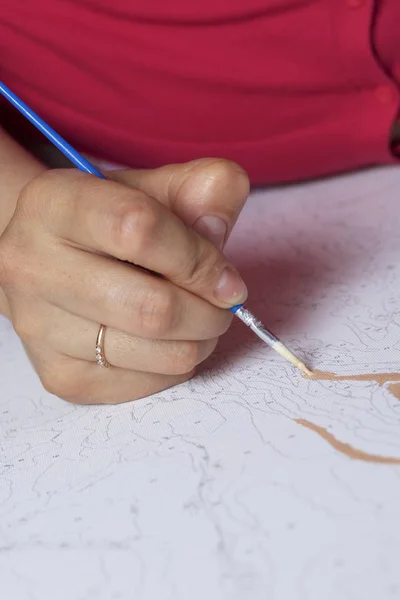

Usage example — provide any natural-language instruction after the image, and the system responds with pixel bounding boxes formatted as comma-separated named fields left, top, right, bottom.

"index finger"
left=29, top=170, right=248, bottom=308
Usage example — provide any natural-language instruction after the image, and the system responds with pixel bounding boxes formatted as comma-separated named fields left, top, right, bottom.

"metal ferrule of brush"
left=231, top=305, right=279, bottom=347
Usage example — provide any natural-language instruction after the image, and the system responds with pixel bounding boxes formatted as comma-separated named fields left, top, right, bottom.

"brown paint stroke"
left=295, top=369, right=400, bottom=463
left=388, top=383, right=400, bottom=399
left=308, top=370, right=400, bottom=401
left=295, top=419, right=400, bottom=464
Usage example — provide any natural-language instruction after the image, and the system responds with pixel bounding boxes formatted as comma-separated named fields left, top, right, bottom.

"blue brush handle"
left=0, top=81, right=242, bottom=313
left=0, top=81, right=104, bottom=178
left=230, top=304, right=243, bottom=313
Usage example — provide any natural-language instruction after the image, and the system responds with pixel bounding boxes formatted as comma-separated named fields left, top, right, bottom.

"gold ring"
left=95, top=324, right=110, bottom=368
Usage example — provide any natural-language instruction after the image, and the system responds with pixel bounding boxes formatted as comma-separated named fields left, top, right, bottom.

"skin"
left=0, top=126, right=250, bottom=404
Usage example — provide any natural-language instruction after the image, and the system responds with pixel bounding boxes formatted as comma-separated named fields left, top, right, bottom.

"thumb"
left=107, top=158, right=250, bottom=249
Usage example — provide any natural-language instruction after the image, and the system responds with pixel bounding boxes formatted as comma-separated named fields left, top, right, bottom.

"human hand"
left=0, top=159, right=249, bottom=403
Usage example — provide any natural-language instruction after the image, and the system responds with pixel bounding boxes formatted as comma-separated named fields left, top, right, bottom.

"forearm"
left=0, top=125, right=48, bottom=317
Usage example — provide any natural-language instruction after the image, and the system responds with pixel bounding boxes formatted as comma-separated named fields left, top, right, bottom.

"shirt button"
left=347, top=0, right=365, bottom=7
left=374, top=84, right=396, bottom=104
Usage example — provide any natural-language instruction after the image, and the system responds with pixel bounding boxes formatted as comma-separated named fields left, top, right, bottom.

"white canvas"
left=1, top=166, right=400, bottom=600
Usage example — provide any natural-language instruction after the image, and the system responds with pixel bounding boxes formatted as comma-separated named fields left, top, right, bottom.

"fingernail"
left=193, top=215, right=227, bottom=249
left=215, top=267, right=248, bottom=304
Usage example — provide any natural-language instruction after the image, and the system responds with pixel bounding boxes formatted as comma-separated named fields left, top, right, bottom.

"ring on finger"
left=95, top=324, right=111, bottom=368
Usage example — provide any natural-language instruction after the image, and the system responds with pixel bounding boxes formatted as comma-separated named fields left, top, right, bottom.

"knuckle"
left=17, top=177, right=42, bottom=214
left=0, top=238, right=40, bottom=293
left=18, top=169, right=85, bottom=223
left=39, top=367, right=66, bottom=398
left=0, top=199, right=54, bottom=292
left=168, top=341, right=201, bottom=375
left=18, top=170, right=57, bottom=214
left=135, top=287, right=177, bottom=337
left=0, top=229, right=28, bottom=290
left=218, top=311, right=233, bottom=336
left=114, top=197, right=159, bottom=260
left=12, top=313, right=41, bottom=343
left=39, top=362, right=86, bottom=402
left=202, top=336, right=220, bottom=360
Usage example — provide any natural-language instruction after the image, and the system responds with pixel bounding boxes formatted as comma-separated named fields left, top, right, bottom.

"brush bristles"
left=273, top=342, right=313, bottom=376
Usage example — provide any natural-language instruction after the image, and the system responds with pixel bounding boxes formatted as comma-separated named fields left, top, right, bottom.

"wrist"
left=0, top=126, right=47, bottom=317
left=0, top=126, right=48, bottom=236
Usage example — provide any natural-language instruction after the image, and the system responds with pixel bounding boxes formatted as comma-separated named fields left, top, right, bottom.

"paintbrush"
left=0, top=80, right=312, bottom=376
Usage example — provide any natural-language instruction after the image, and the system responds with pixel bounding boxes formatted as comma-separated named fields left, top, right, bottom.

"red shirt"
left=0, top=0, right=399, bottom=185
